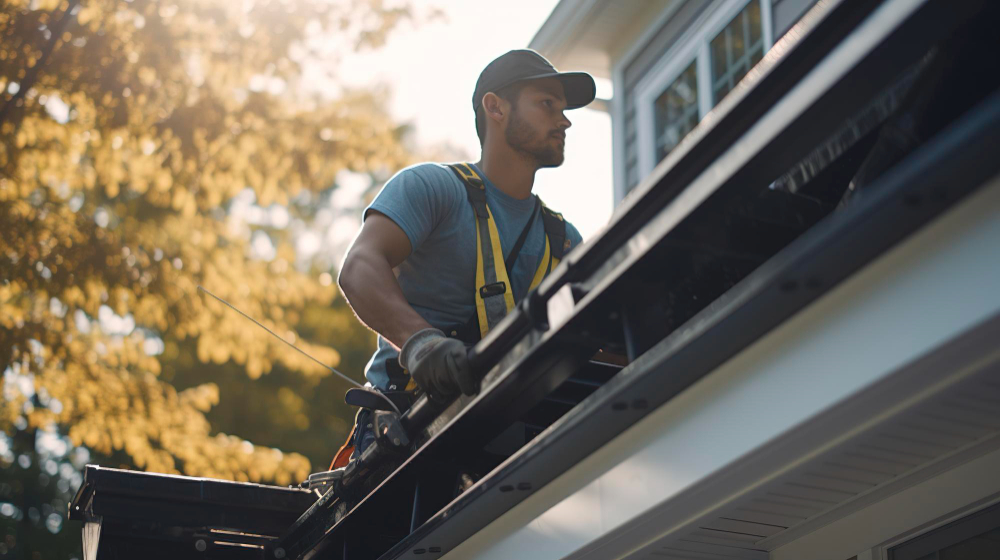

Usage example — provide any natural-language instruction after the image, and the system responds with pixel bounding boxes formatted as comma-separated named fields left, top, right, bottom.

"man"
left=338, top=50, right=595, bottom=445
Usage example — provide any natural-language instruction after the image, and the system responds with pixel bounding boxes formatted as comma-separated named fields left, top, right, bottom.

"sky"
left=335, top=0, right=615, bottom=240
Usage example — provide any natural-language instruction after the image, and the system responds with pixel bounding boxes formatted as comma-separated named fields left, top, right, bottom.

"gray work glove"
left=399, top=328, right=477, bottom=402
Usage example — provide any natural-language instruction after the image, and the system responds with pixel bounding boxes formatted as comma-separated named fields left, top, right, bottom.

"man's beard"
left=505, top=109, right=564, bottom=168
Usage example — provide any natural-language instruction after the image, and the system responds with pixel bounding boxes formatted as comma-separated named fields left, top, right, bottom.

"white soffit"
left=529, top=0, right=675, bottom=78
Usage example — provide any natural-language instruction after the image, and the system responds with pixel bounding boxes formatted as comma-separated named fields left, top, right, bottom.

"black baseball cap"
left=473, top=49, right=596, bottom=136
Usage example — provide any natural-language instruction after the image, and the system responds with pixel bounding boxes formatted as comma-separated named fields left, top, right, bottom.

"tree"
left=0, top=0, right=417, bottom=555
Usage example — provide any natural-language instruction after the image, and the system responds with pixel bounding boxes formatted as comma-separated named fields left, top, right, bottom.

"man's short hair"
left=475, top=81, right=527, bottom=146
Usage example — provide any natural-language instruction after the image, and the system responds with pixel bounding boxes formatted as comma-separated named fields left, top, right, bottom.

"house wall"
left=620, top=0, right=711, bottom=193
left=773, top=0, right=817, bottom=36
left=615, top=0, right=818, bottom=200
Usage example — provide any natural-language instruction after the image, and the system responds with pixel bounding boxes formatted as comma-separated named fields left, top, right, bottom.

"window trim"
left=888, top=500, right=1000, bottom=560
left=872, top=494, right=1000, bottom=560
left=611, top=0, right=687, bottom=204
left=634, top=0, right=773, bottom=178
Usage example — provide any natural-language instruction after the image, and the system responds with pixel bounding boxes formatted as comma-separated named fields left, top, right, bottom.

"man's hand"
left=399, top=329, right=478, bottom=401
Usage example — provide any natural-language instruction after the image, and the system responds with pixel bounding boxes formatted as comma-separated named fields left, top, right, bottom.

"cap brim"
left=517, top=71, right=597, bottom=110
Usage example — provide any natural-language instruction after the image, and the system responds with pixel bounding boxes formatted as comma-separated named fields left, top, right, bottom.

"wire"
left=197, top=285, right=361, bottom=387
left=197, top=286, right=403, bottom=416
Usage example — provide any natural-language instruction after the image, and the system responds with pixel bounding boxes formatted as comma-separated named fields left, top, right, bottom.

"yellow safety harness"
left=335, top=164, right=570, bottom=467
left=447, top=163, right=568, bottom=339
left=378, top=163, right=569, bottom=393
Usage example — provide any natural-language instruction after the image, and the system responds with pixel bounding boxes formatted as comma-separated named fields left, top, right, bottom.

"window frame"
left=887, top=501, right=1000, bottom=560
left=634, top=0, right=773, bottom=178
left=651, top=59, right=701, bottom=165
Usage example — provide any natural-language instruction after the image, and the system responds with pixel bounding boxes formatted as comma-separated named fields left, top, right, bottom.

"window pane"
left=714, top=80, right=731, bottom=102
left=730, top=19, right=745, bottom=58
left=939, top=526, right=1000, bottom=559
left=653, top=61, right=699, bottom=163
left=748, top=0, right=762, bottom=50
left=711, top=33, right=728, bottom=83
left=710, top=0, right=766, bottom=104
left=891, top=503, right=1000, bottom=560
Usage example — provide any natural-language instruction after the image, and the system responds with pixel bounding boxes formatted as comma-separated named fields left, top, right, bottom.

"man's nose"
left=558, top=112, right=572, bottom=130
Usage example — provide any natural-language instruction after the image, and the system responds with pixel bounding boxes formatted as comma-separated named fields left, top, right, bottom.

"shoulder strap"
left=452, top=195, right=539, bottom=345
left=504, top=197, right=541, bottom=275
left=446, top=164, right=570, bottom=342
left=540, top=203, right=567, bottom=261
left=447, top=163, right=515, bottom=339
left=449, top=162, right=486, bottom=210
left=448, top=162, right=540, bottom=276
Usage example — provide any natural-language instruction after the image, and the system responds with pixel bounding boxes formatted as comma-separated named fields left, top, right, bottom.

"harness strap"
left=528, top=234, right=551, bottom=292
left=506, top=198, right=541, bottom=275
left=454, top=163, right=517, bottom=338
left=540, top=204, right=567, bottom=267
left=447, top=163, right=566, bottom=340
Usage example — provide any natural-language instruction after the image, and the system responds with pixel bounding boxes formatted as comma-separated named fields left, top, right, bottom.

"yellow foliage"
left=0, top=0, right=415, bottom=483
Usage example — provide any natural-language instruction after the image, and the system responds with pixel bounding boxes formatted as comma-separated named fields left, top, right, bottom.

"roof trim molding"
left=528, top=0, right=608, bottom=68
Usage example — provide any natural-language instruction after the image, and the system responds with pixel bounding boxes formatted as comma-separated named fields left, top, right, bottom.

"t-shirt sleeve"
left=564, top=221, right=585, bottom=252
left=365, top=165, right=461, bottom=251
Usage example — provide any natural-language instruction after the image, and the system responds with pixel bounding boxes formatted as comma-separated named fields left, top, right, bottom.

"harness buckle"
left=479, top=282, right=507, bottom=298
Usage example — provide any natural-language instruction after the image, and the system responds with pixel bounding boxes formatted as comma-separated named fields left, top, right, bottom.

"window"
left=634, top=0, right=773, bottom=178
left=889, top=502, right=1000, bottom=560
left=653, top=62, right=699, bottom=162
left=710, top=0, right=765, bottom=103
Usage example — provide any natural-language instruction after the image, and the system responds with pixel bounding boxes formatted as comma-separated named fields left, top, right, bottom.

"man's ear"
left=482, top=92, right=505, bottom=124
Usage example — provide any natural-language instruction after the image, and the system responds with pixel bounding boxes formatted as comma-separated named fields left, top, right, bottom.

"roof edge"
left=528, top=0, right=608, bottom=69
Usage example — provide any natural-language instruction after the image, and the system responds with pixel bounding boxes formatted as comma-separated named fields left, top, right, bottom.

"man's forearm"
left=339, top=252, right=432, bottom=349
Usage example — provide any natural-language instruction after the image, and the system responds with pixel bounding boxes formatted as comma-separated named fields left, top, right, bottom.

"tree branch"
left=0, top=0, right=80, bottom=126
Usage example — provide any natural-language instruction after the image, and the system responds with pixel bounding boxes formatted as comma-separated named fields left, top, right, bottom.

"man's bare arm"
left=338, top=211, right=433, bottom=349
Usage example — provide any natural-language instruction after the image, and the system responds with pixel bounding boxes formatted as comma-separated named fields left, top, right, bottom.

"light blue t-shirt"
left=362, top=162, right=583, bottom=390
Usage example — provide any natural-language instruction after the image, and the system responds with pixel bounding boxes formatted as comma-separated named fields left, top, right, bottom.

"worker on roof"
left=338, top=49, right=595, bottom=454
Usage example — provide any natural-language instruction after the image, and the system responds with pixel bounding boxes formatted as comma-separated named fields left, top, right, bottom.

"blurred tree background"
left=0, top=0, right=426, bottom=557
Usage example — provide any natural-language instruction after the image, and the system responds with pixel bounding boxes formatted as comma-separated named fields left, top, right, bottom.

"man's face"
left=503, top=78, right=571, bottom=168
